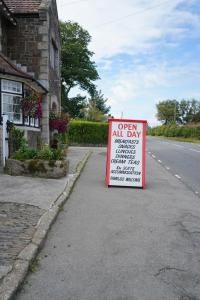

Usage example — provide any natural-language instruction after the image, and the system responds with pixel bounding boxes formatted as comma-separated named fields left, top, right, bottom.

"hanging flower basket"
left=20, top=94, right=42, bottom=118
left=49, top=112, right=69, bottom=134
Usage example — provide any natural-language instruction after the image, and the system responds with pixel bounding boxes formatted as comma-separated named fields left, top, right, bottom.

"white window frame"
left=1, top=92, right=23, bottom=124
left=30, top=117, right=35, bottom=127
left=1, top=79, right=40, bottom=128
left=1, top=79, right=22, bottom=94
left=24, top=116, right=30, bottom=126
left=35, top=118, right=39, bottom=127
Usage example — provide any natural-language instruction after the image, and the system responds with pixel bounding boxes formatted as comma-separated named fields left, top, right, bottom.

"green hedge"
left=149, top=125, right=200, bottom=139
left=68, top=120, right=109, bottom=144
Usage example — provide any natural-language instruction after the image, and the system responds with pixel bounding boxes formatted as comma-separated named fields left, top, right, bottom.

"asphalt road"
left=147, top=136, right=200, bottom=196
left=15, top=148, right=200, bottom=300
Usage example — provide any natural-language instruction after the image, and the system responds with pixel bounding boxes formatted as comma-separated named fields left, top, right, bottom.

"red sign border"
left=106, top=118, right=147, bottom=188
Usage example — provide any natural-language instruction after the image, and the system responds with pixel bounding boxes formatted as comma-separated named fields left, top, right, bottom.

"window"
left=1, top=79, right=40, bottom=127
left=2, top=79, right=22, bottom=94
left=2, top=93, right=22, bottom=123
left=50, top=40, right=58, bottom=71
left=30, top=117, right=35, bottom=127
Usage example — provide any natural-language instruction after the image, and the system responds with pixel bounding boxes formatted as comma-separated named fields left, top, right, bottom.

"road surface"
left=147, top=136, right=200, bottom=196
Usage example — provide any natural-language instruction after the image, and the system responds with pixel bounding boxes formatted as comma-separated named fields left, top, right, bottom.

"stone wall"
left=0, top=15, right=2, bottom=52
left=0, top=15, right=8, bottom=55
left=2, top=0, right=61, bottom=146
left=0, top=126, right=2, bottom=167
left=48, top=0, right=61, bottom=110
left=26, top=130, right=42, bottom=149
left=6, top=3, right=61, bottom=105
left=6, top=14, right=42, bottom=78
left=5, top=158, right=69, bottom=178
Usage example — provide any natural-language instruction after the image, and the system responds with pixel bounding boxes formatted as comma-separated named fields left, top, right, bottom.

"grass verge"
left=156, top=136, right=200, bottom=144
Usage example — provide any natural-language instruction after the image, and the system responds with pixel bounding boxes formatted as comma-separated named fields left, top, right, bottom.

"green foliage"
left=156, top=99, right=200, bottom=124
left=81, top=102, right=107, bottom=122
left=88, top=89, right=110, bottom=115
left=149, top=125, right=200, bottom=139
left=61, top=92, right=86, bottom=118
left=51, top=148, right=63, bottom=160
left=37, top=144, right=54, bottom=160
left=12, top=146, right=38, bottom=160
left=9, top=127, right=27, bottom=155
left=68, top=120, right=108, bottom=144
left=12, top=144, right=64, bottom=161
left=60, top=21, right=99, bottom=97
left=56, top=132, right=69, bottom=145
left=156, top=100, right=179, bottom=125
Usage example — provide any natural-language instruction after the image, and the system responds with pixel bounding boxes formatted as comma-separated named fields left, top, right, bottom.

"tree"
left=88, top=89, right=110, bottom=114
left=61, top=92, right=87, bottom=119
left=60, top=21, right=99, bottom=98
left=156, top=100, right=180, bottom=124
left=179, top=100, right=190, bottom=124
left=184, top=99, right=200, bottom=123
left=193, top=111, right=200, bottom=122
left=81, top=101, right=106, bottom=122
left=156, top=99, right=200, bottom=124
left=178, top=99, right=200, bottom=124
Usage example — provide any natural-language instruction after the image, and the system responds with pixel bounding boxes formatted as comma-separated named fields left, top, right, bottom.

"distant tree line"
left=156, top=99, right=200, bottom=125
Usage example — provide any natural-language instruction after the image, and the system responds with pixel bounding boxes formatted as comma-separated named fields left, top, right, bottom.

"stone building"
left=0, top=0, right=61, bottom=166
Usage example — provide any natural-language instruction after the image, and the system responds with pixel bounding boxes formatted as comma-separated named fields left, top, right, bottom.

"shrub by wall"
left=149, top=124, right=200, bottom=139
left=68, top=121, right=108, bottom=145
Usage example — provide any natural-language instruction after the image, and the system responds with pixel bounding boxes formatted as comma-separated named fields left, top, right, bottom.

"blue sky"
left=57, top=0, right=200, bottom=126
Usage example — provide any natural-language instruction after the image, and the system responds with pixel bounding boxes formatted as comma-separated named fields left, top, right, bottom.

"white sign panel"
left=106, top=119, right=146, bottom=188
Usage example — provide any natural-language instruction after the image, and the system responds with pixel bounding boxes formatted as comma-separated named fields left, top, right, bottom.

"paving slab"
left=0, top=147, right=90, bottom=210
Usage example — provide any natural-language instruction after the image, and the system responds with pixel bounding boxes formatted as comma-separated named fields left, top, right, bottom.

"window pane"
left=2, top=93, right=22, bottom=123
left=30, top=117, right=35, bottom=126
left=2, top=79, right=22, bottom=94
left=24, top=116, right=29, bottom=125
left=35, top=118, right=39, bottom=127
left=13, top=114, right=21, bottom=122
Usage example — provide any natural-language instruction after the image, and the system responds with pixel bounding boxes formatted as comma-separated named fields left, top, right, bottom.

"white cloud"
left=57, top=0, right=200, bottom=125
left=57, top=0, right=200, bottom=60
left=99, top=61, right=200, bottom=124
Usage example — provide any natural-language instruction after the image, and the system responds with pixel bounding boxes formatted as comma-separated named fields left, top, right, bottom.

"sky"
left=57, top=0, right=200, bottom=126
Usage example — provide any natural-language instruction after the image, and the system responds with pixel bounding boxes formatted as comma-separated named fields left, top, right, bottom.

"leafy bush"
left=149, top=125, right=200, bottom=139
left=12, top=144, right=64, bottom=161
left=37, top=144, right=54, bottom=160
left=9, top=127, right=27, bottom=155
left=12, top=146, right=38, bottom=160
left=68, top=120, right=108, bottom=144
left=51, top=148, right=63, bottom=160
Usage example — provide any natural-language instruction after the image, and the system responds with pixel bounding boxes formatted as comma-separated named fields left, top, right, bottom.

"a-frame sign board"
left=106, top=119, right=147, bottom=188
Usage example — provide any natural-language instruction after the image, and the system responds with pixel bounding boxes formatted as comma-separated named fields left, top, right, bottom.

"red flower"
left=49, top=119, right=68, bottom=133
left=20, top=94, right=42, bottom=119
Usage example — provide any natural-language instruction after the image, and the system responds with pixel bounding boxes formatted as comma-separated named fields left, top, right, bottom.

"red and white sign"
left=106, top=119, right=147, bottom=188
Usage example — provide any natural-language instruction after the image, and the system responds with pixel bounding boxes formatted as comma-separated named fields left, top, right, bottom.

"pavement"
left=0, top=147, right=92, bottom=300
left=12, top=148, right=200, bottom=300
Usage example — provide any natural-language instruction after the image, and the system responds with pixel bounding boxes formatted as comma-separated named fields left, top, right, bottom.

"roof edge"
left=0, top=53, right=48, bottom=93
left=0, top=0, right=17, bottom=25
